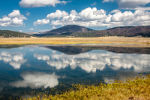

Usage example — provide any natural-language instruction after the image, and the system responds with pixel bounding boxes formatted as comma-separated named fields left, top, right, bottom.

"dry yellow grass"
left=0, top=36, right=150, bottom=47
left=23, top=75, right=150, bottom=100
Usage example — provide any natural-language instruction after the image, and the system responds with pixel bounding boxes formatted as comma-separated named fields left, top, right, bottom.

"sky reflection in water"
left=0, top=45, right=150, bottom=98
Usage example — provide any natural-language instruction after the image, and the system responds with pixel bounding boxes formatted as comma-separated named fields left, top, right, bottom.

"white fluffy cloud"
left=118, top=0, right=150, bottom=9
left=135, top=7, right=150, bottom=11
left=34, top=19, right=50, bottom=25
left=0, top=10, right=26, bottom=27
left=47, top=10, right=68, bottom=19
left=19, top=0, right=67, bottom=8
left=34, top=7, right=150, bottom=28
left=11, top=72, right=59, bottom=89
left=34, top=51, right=150, bottom=73
left=103, top=0, right=150, bottom=9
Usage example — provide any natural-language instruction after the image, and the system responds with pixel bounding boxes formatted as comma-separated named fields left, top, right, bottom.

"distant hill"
left=34, top=25, right=93, bottom=37
left=96, top=26, right=150, bottom=37
left=34, top=25, right=150, bottom=37
left=1, top=25, right=150, bottom=38
left=71, top=26, right=150, bottom=37
left=0, top=30, right=31, bottom=38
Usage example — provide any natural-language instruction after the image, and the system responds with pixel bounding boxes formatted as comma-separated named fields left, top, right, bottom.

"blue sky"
left=0, top=0, right=150, bottom=33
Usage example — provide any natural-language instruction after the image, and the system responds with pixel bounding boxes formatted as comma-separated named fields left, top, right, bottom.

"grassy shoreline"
left=0, top=37, right=150, bottom=47
left=23, top=75, right=150, bottom=100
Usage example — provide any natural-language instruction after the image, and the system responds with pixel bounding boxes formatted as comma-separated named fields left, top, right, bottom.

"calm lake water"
left=0, top=45, right=150, bottom=100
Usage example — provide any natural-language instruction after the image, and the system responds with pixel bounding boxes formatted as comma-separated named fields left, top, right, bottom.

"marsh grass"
left=23, top=75, right=150, bottom=100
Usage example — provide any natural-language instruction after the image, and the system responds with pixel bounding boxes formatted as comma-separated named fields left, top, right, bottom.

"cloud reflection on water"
left=34, top=51, right=150, bottom=73
left=0, top=52, right=26, bottom=69
left=10, top=72, right=59, bottom=89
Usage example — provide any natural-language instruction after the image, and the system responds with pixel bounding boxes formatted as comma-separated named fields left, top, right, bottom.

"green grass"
left=23, top=75, right=150, bottom=100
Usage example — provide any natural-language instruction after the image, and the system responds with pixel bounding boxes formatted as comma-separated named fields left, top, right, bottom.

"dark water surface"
left=0, top=45, right=150, bottom=100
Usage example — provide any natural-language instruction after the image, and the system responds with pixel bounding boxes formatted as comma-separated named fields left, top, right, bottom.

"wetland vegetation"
left=24, top=75, right=150, bottom=100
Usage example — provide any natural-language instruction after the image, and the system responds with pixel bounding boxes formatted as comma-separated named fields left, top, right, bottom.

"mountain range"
left=34, top=25, right=150, bottom=37
left=0, top=25, right=150, bottom=37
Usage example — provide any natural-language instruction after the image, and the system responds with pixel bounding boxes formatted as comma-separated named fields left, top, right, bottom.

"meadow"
left=0, top=36, right=150, bottom=47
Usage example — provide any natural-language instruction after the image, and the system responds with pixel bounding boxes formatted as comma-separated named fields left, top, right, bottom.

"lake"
left=0, top=45, right=150, bottom=100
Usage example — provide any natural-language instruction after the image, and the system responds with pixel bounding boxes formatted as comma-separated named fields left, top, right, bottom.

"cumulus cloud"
left=103, top=0, right=150, bottom=9
left=19, top=0, right=67, bottom=8
left=34, top=7, right=150, bottom=28
left=34, top=19, right=49, bottom=25
left=47, top=10, right=68, bottom=19
left=118, top=0, right=150, bottom=9
left=11, top=72, right=59, bottom=89
left=34, top=51, right=150, bottom=73
left=0, top=10, right=26, bottom=27
left=0, top=52, right=26, bottom=69
left=135, top=7, right=150, bottom=11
